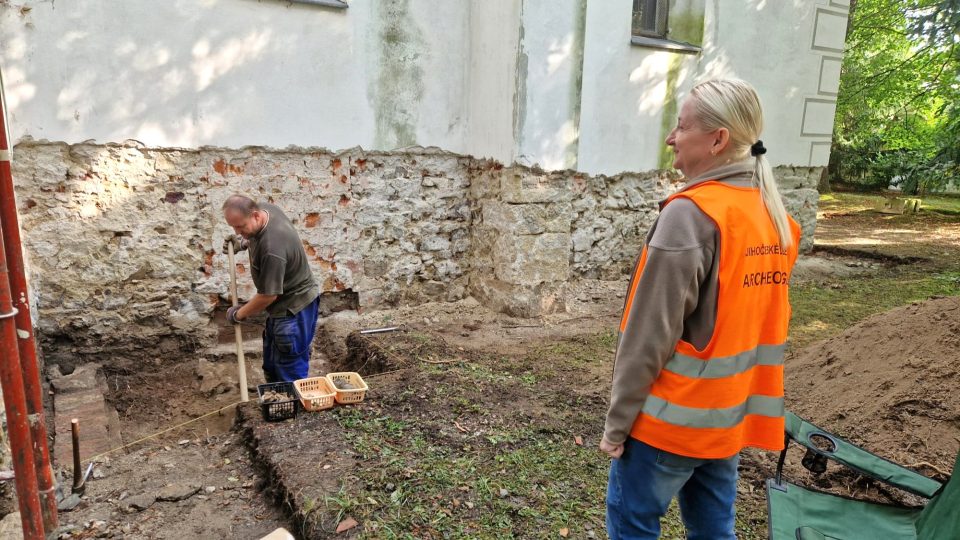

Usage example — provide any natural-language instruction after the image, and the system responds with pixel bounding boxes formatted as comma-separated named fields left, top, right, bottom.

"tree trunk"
left=844, top=0, right=858, bottom=41
left=817, top=166, right=832, bottom=194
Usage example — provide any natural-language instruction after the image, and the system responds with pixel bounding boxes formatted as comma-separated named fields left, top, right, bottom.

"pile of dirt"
left=786, top=295, right=960, bottom=475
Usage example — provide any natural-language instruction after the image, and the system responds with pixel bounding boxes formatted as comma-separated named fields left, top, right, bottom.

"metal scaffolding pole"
left=0, top=65, right=59, bottom=537
left=0, top=220, right=44, bottom=540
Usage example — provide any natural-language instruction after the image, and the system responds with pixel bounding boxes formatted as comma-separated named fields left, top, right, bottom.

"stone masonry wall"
left=467, top=164, right=819, bottom=317
left=467, top=167, right=677, bottom=316
left=13, top=142, right=473, bottom=367
left=11, top=140, right=819, bottom=364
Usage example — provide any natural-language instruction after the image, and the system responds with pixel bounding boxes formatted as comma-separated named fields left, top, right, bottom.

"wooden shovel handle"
left=227, top=242, right=249, bottom=403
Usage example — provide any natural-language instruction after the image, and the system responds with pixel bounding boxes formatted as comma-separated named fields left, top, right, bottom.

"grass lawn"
left=317, top=331, right=769, bottom=540
left=792, top=192, right=960, bottom=350
left=819, top=191, right=960, bottom=215
left=314, top=332, right=614, bottom=539
left=790, top=270, right=960, bottom=350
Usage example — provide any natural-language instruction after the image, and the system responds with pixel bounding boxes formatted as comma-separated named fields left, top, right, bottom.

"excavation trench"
left=233, top=328, right=404, bottom=538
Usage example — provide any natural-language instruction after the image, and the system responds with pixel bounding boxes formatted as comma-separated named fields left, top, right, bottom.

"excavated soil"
left=733, top=296, right=960, bottom=511
left=51, top=429, right=286, bottom=540
left=787, top=296, right=960, bottom=474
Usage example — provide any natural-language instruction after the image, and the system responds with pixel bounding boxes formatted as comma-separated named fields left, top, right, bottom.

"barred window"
left=288, top=0, right=348, bottom=8
left=632, top=0, right=669, bottom=39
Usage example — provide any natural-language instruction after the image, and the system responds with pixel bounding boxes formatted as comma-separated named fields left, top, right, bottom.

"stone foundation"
left=467, top=167, right=675, bottom=316
left=11, top=140, right=819, bottom=364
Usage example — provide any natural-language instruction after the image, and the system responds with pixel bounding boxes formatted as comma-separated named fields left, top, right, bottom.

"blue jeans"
left=262, top=297, right=319, bottom=383
left=606, top=438, right=739, bottom=540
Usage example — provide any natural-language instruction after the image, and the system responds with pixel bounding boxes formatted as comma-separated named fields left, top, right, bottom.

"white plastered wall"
left=0, top=0, right=847, bottom=174
left=576, top=0, right=848, bottom=175
left=511, top=0, right=588, bottom=171
left=0, top=0, right=471, bottom=152
left=699, top=0, right=848, bottom=169
left=464, top=0, right=522, bottom=164
left=577, top=0, right=706, bottom=175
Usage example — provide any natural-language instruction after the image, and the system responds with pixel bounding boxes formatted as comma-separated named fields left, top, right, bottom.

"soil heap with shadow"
left=786, top=296, right=960, bottom=474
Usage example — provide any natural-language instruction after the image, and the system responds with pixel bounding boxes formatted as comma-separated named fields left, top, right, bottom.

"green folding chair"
left=766, top=412, right=959, bottom=540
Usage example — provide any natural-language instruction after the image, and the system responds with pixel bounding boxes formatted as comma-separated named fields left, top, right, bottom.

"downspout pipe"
left=0, top=67, right=59, bottom=536
left=0, top=68, right=47, bottom=540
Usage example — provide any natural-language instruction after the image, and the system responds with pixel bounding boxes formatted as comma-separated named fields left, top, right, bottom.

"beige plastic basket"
left=325, top=372, right=368, bottom=404
left=293, top=376, right=337, bottom=411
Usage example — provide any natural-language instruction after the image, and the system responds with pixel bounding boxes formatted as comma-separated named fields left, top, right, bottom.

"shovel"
left=227, top=242, right=249, bottom=402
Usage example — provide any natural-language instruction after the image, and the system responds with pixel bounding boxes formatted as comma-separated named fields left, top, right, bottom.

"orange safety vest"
left=622, top=181, right=801, bottom=459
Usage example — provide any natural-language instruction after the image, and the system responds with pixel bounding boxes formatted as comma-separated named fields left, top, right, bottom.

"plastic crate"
left=293, top=377, right=337, bottom=411
left=325, top=372, right=369, bottom=404
left=257, top=382, right=299, bottom=422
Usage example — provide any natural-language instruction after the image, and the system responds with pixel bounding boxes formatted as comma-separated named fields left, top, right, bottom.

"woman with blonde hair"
left=600, top=79, right=800, bottom=539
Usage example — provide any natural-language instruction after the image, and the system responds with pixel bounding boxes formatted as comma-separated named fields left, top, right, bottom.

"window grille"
left=632, top=0, right=668, bottom=39
left=289, top=0, right=348, bottom=8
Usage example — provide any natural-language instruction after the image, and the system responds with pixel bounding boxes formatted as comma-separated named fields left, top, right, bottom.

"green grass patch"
left=329, top=407, right=609, bottom=539
left=921, top=194, right=960, bottom=215
left=820, top=192, right=960, bottom=215
left=534, top=332, right=617, bottom=362
left=523, top=330, right=617, bottom=371
left=323, top=332, right=774, bottom=540
left=819, top=192, right=882, bottom=213
left=790, top=270, right=960, bottom=350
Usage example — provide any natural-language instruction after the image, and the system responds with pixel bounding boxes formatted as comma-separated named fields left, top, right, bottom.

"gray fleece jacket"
left=603, top=160, right=757, bottom=445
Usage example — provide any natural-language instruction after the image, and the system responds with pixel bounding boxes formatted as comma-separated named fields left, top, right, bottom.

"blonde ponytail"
left=754, top=154, right=793, bottom=249
left=690, top=79, right=794, bottom=249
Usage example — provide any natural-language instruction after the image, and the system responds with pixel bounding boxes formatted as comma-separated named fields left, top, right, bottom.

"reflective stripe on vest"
left=642, top=394, right=786, bottom=429
left=627, top=181, right=801, bottom=459
left=663, top=344, right=786, bottom=379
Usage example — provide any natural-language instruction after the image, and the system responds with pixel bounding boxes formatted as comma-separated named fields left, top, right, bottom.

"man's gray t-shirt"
left=247, top=203, right=319, bottom=317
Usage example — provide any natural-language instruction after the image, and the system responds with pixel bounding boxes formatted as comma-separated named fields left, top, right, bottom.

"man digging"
left=221, top=194, right=320, bottom=383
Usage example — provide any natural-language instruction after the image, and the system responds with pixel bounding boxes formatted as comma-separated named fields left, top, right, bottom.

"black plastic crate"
left=257, top=382, right=299, bottom=422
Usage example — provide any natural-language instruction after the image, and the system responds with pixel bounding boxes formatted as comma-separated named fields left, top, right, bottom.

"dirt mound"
left=786, top=296, right=960, bottom=472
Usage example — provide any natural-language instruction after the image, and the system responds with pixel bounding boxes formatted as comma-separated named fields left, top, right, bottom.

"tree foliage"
left=831, top=0, right=959, bottom=193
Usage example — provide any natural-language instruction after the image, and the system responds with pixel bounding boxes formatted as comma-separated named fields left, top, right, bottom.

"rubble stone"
left=493, top=233, right=572, bottom=285
left=57, top=494, right=82, bottom=512
left=0, top=512, right=21, bottom=540
left=123, top=494, right=156, bottom=512
left=156, top=483, right=201, bottom=502
left=196, top=359, right=237, bottom=396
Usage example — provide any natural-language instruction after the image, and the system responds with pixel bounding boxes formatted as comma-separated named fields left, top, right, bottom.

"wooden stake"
left=227, top=243, right=249, bottom=402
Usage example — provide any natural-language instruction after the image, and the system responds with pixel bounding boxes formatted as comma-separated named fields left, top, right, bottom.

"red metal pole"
left=0, top=67, right=46, bottom=540
left=0, top=68, right=59, bottom=535
left=0, top=228, right=44, bottom=540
